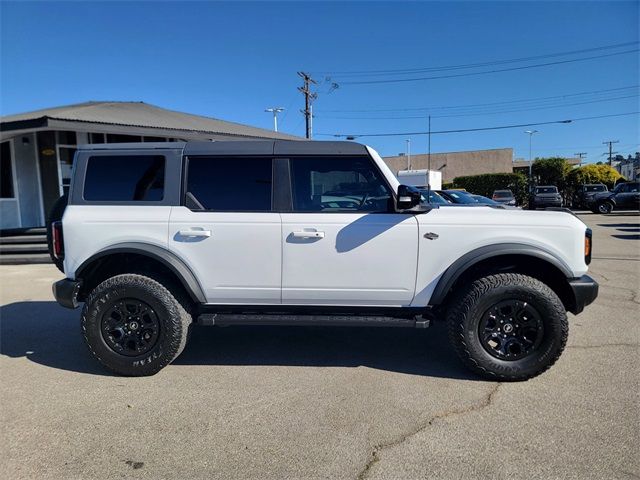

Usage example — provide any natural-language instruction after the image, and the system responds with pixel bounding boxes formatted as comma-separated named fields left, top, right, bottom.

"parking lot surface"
left=1, top=213, right=638, bottom=480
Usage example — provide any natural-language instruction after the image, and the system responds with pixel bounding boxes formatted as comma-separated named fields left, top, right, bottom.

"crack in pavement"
left=356, top=383, right=502, bottom=480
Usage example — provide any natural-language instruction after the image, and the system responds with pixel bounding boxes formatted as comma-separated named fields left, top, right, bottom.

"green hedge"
left=451, top=173, right=529, bottom=205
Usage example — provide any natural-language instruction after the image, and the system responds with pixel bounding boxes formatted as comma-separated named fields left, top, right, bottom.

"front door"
left=169, top=156, right=281, bottom=304
left=281, top=156, right=419, bottom=306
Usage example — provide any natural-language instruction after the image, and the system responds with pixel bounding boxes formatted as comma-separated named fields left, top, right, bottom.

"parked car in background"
left=529, top=186, right=562, bottom=210
left=572, top=184, right=608, bottom=209
left=437, top=189, right=478, bottom=204
left=419, top=189, right=449, bottom=205
left=591, top=181, right=640, bottom=214
left=492, top=189, right=517, bottom=206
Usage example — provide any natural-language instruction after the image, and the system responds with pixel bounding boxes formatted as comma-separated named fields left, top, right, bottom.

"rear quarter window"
left=83, top=155, right=165, bottom=201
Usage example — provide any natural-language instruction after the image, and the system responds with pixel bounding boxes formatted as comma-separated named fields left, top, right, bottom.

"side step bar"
left=197, top=313, right=431, bottom=328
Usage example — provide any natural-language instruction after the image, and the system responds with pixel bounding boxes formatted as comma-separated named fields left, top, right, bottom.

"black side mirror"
left=397, top=184, right=421, bottom=210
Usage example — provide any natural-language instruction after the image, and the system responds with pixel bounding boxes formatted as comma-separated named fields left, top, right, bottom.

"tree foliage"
left=451, top=173, right=528, bottom=204
left=566, top=164, right=622, bottom=189
left=531, top=157, right=572, bottom=190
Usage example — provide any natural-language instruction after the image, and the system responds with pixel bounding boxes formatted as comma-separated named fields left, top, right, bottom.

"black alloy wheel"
left=101, top=299, right=161, bottom=356
left=478, top=299, right=543, bottom=360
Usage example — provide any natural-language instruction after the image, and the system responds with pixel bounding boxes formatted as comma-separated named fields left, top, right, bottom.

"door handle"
left=292, top=230, right=325, bottom=239
left=178, top=229, right=212, bottom=238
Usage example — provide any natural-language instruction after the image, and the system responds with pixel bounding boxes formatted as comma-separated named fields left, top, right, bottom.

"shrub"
left=566, top=164, right=622, bottom=190
left=451, top=173, right=528, bottom=204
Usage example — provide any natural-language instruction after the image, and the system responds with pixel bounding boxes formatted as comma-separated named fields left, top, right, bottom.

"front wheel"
left=596, top=201, right=613, bottom=214
left=447, top=273, right=568, bottom=381
left=81, top=274, right=192, bottom=376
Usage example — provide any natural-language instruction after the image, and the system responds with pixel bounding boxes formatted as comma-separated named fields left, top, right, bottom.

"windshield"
left=419, top=190, right=449, bottom=205
left=473, top=195, right=499, bottom=205
left=536, top=187, right=558, bottom=194
left=585, top=185, right=606, bottom=192
left=493, top=191, right=513, bottom=198
left=443, top=190, right=478, bottom=204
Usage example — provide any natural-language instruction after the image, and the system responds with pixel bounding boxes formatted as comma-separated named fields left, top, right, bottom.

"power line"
left=312, top=41, right=639, bottom=77
left=337, top=49, right=639, bottom=85
left=317, top=85, right=639, bottom=113
left=316, top=94, right=639, bottom=120
left=318, top=111, right=639, bottom=138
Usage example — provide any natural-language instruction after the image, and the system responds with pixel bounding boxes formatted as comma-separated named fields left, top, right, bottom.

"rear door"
left=280, top=155, right=419, bottom=306
left=169, top=156, right=281, bottom=304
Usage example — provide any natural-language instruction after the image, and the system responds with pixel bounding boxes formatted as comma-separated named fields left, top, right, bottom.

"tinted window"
left=187, top=157, right=272, bottom=211
left=290, top=157, right=392, bottom=212
left=585, top=185, right=606, bottom=192
left=84, top=155, right=165, bottom=201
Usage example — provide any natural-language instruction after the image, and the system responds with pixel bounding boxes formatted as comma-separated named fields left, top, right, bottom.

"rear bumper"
left=568, top=275, right=598, bottom=314
left=52, top=278, right=82, bottom=309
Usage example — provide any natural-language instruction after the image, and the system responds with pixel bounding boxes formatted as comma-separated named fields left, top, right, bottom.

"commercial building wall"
left=384, top=148, right=514, bottom=183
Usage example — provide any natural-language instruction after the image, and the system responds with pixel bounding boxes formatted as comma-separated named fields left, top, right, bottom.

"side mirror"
left=397, top=184, right=421, bottom=210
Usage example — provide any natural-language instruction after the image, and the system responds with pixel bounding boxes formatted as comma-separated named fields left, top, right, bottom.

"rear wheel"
left=81, top=274, right=192, bottom=376
left=447, top=273, right=568, bottom=381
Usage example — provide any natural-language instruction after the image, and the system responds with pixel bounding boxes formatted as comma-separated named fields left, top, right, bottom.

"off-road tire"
left=46, top=194, right=68, bottom=272
left=447, top=273, right=568, bottom=381
left=81, top=274, right=192, bottom=376
left=596, top=201, right=613, bottom=214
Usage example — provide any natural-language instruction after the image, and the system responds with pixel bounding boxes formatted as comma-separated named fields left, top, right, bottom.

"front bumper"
left=52, top=278, right=82, bottom=309
left=568, top=275, right=598, bottom=314
left=534, top=200, right=562, bottom=208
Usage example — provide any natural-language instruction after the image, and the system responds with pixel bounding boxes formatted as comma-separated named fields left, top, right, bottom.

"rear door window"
left=84, top=155, right=165, bottom=201
left=186, top=157, right=273, bottom=211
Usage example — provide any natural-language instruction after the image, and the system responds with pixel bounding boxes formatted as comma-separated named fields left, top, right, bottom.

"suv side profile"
left=591, top=181, right=640, bottom=214
left=52, top=141, right=598, bottom=380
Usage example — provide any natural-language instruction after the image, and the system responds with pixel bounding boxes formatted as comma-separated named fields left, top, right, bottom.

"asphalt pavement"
left=1, top=212, right=638, bottom=480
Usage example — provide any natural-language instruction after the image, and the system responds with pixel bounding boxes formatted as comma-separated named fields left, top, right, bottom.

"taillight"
left=584, top=228, right=592, bottom=265
left=52, top=221, right=64, bottom=260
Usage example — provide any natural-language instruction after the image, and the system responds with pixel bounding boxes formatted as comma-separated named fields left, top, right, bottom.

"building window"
left=90, top=133, right=105, bottom=144
left=1, top=141, right=15, bottom=198
left=106, top=134, right=142, bottom=143
left=57, top=131, right=77, bottom=145
left=142, top=136, right=167, bottom=142
left=84, top=155, right=165, bottom=201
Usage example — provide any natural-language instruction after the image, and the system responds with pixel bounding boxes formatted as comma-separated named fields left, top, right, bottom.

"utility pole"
left=525, top=130, right=538, bottom=188
left=297, top=72, right=317, bottom=139
left=602, top=140, right=619, bottom=166
left=574, top=152, right=587, bottom=166
left=265, top=107, right=284, bottom=132
left=406, top=139, right=411, bottom=170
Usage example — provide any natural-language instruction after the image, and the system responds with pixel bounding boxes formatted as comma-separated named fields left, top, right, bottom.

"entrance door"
left=281, top=156, right=419, bottom=306
left=169, top=156, right=281, bottom=304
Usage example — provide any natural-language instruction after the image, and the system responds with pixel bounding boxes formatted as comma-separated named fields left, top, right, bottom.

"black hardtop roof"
left=78, top=140, right=369, bottom=156
left=183, top=140, right=368, bottom=156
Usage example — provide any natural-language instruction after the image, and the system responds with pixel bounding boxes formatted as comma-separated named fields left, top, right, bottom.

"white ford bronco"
left=51, top=140, right=598, bottom=380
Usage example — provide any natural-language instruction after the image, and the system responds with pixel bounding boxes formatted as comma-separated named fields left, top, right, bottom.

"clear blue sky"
left=1, top=1, right=638, bottom=162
